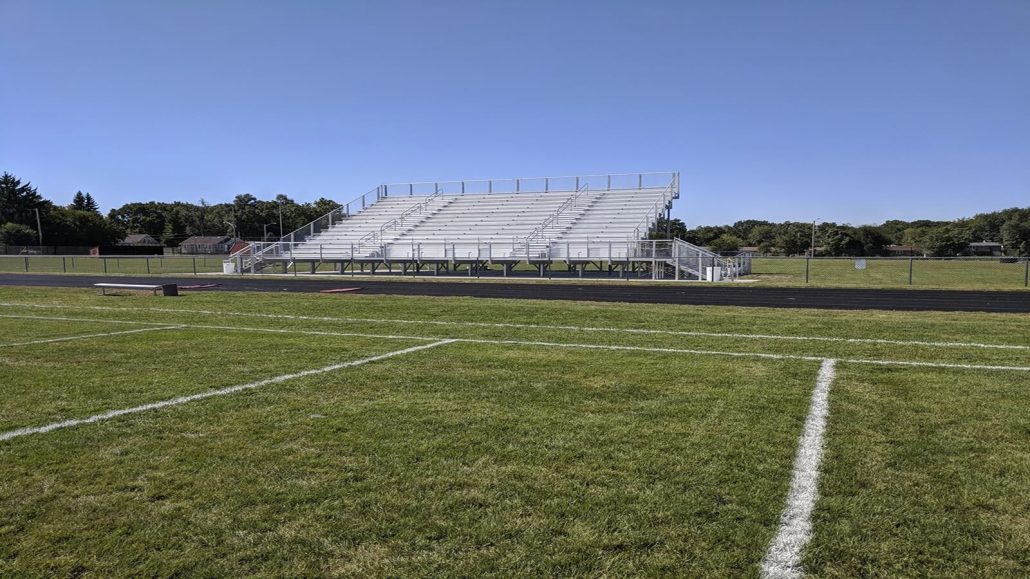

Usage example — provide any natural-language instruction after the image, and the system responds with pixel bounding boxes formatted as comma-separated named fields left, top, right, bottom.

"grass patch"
left=807, top=364, right=1030, bottom=576
left=0, top=345, right=813, bottom=576
left=0, top=286, right=1026, bottom=575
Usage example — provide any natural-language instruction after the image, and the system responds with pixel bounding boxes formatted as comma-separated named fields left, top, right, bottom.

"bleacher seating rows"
left=286, top=187, right=668, bottom=261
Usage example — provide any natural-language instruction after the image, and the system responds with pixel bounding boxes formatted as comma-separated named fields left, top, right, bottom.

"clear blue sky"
left=2, top=0, right=1027, bottom=226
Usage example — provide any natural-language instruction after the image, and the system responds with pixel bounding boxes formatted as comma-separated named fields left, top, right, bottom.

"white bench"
left=94, top=283, right=178, bottom=296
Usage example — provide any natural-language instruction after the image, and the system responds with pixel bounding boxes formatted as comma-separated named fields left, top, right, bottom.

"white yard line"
left=0, top=325, right=180, bottom=347
left=0, top=339, right=455, bottom=443
left=761, top=359, right=837, bottom=579
left=3, top=313, right=1029, bottom=372
left=0, top=302, right=1026, bottom=351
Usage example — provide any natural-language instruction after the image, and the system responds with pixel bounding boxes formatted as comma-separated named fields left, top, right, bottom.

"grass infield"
left=0, top=287, right=1027, bottom=575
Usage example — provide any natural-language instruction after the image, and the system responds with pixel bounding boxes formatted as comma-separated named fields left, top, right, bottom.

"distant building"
left=179, top=235, right=236, bottom=255
left=964, top=241, right=1004, bottom=256
left=886, top=244, right=925, bottom=257
left=119, top=233, right=160, bottom=246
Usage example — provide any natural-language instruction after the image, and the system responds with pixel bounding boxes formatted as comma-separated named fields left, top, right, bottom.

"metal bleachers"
left=226, top=172, right=742, bottom=280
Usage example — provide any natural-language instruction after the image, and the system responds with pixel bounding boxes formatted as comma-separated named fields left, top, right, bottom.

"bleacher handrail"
left=629, top=179, right=677, bottom=240
left=522, top=184, right=591, bottom=247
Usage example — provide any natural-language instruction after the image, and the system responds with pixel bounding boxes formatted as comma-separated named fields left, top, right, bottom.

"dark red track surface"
left=1, top=273, right=1028, bottom=313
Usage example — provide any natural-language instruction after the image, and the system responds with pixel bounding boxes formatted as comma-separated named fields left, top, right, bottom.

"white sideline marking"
left=0, top=325, right=178, bottom=347
left=0, top=302, right=1026, bottom=351
left=0, top=339, right=454, bottom=443
left=2, top=314, right=1030, bottom=372
left=761, top=359, right=837, bottom=579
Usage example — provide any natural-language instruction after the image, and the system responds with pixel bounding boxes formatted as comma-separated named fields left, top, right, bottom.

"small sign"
left=855, top=259, right=867, bottom=270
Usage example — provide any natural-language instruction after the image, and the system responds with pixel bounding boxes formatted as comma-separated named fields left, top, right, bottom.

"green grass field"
left=0, top=287, right=1027, bottom=576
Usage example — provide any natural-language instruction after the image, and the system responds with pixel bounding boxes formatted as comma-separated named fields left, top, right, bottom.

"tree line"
left=654, top=207, right=1030, bottom=257
left=3, top=171, right=1028, bottom=256
left=0, top=172, right=339, bottom=248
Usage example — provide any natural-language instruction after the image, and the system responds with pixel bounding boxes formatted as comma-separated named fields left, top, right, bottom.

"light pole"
left=34, top=208, right=43, bottom=245
left=806, top=219, right=819, bottom=283
left=278, top=203, right=284, bottom=240
left=810, top=219, right=819, bottom=257
left=263, top=223, right=277, bottom=241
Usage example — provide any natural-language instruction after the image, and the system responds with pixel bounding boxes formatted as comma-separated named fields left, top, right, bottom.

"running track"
left=1, top=273, right=1028, bottom=313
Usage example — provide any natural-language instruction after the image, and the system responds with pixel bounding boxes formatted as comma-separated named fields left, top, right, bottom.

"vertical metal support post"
left=192, top=257, right=197, bottom=276
left=638, top=173, right=643, bottom=189
left=652, top=239, right=657, bottom=280
left=103, top=257, right=108, bottom=273
left=410, top=183, right=413, bottom=196
left=805, top=257, right=810, bottom=283
left=674, top=241, right=679, bottom=280
left=146, top=258, right=150, bottom=274
left=488, top=180, right=492, bottom=193
left=23, top=256, right=29, bottom=272
left=62, top=256, right=67, bottom=273
left=516, top=179, right=520, bottom=193
left=545, top=178, right=549, bottom=192
left=909, top=257, right=914, bottom=285
left=1025, top=256, right=1029, bottom=287
left=607, top=175, right=611, bottom=190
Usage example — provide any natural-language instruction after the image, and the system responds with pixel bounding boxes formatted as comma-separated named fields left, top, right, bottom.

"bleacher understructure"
left=226, top=172, right=748, bottom=280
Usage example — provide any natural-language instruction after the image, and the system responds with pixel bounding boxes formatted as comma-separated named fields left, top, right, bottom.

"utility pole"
left=278, top=203, right=284, bottom=238
left=34, top=208, right=43, bottom=245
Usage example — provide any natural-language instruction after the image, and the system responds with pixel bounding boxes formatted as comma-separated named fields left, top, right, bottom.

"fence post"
left=909, top=257, right=913, bottom=286
left=193, top=257, right=197, bottom=276
left=103, top=257, right=108, bottom=274
left=146, top=257, right=151, bottom=274
left=1025, top=256, right=1029, bottom=287
left=62, top=256, right=67, bottom=273
left=805, top=257, right=810, bottom=284
left=24, top=256, right=28, bottom=272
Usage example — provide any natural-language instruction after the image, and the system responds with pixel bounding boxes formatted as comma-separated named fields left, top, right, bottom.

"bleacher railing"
left=378, top=172, right=678, bottom=198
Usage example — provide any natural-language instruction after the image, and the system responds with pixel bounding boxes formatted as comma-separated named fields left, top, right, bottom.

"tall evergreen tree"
left=82, top=193, right=100, bottom=213
left=0, top=172, right=45, bottom=225
left=71, top=191, right=87, bottom=211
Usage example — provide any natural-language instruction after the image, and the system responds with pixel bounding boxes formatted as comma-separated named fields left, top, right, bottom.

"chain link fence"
left=1, top=254, right=1027, bottom=289
left=750, top=256, right=1029, bottom=289
left=0, top=255, right=224, bottom=276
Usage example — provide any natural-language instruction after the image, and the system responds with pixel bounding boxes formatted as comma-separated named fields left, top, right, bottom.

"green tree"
left=708, top=234, right=744, bottom=253
left=82, top=193, right=100, bottom=213
left=41, top=207, right=124, bottom=246
left=0, top=172, right=46, bottom=225
left=924, top=225, right=972, bottom=257
left=71, top=191, right=87, bottom=211
left=0, top=222, right=38, bottom=245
